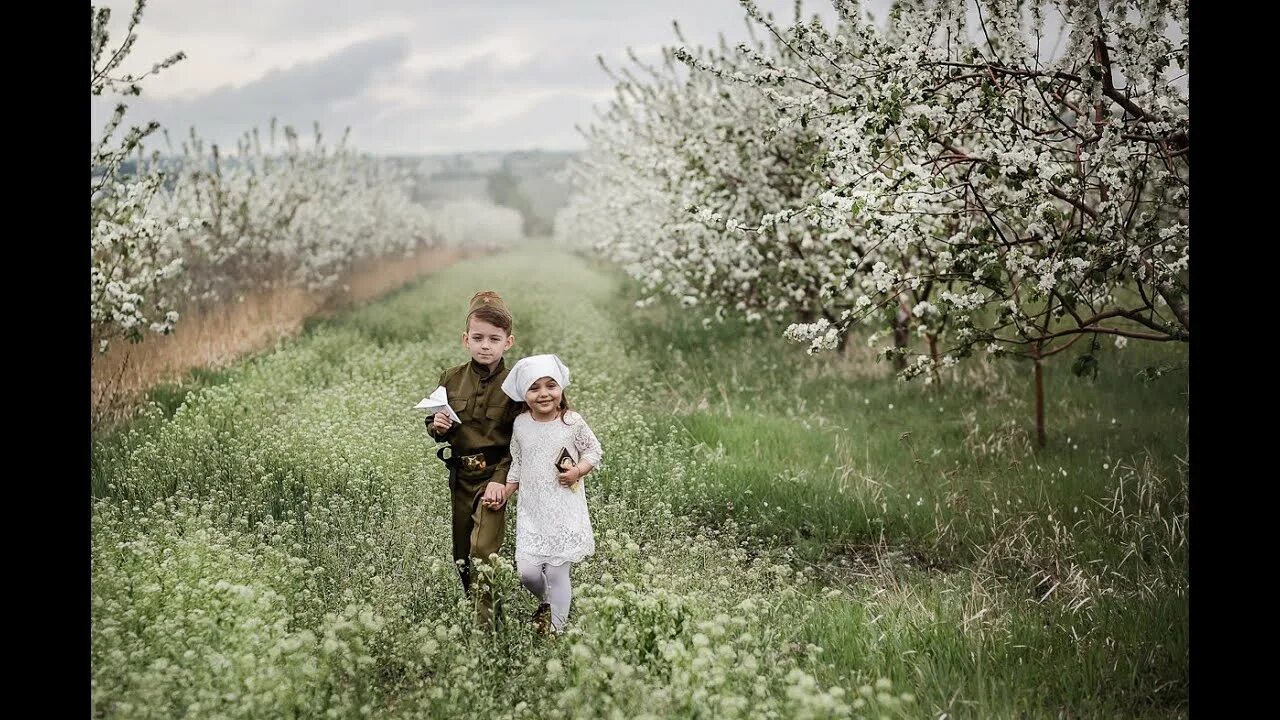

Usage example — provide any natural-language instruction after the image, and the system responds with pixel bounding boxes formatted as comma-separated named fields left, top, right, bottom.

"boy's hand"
left=482, top=481, right=507, bottom=509
left=431, top=412, right=454, bottom=434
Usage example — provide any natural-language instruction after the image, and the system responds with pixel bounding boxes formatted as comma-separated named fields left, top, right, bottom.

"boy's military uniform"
left=427, top=357, right=520, bottom=593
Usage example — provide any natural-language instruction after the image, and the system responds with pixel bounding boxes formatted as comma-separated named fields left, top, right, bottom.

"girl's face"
left=524, top=376, right=563, bottom=418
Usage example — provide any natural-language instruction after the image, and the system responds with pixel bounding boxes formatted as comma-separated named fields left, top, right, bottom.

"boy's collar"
left=469, top=356, right=506, bottom=380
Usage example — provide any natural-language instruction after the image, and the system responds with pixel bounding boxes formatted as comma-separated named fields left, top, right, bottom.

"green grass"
left=803, top=575, right=1187, bottom=718
left=144, top=366, right=238, bottom=418
left=92, top=247, right=1187, bottom=718
left=615, top=276, right=1189, bottom=717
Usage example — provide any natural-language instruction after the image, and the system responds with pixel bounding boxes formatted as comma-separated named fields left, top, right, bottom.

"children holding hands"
left=424, top=290, right=601, bottom=634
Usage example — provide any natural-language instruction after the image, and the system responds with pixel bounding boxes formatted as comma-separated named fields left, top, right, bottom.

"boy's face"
left=461, top=317, right=514, bottom=368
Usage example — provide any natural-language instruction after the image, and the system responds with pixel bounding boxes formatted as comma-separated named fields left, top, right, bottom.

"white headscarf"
left=501, top=354, right=572, bottom=401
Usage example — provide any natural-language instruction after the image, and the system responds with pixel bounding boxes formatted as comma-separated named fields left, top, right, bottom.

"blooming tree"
left=92, top=1, right=525, bottom=360
left=559, top=30, right=868, bottom=331
left=428, top=198, right=525, bottom=250
left=91, top=0, right=188, bottom=353
left=562, top=0, right=1188, bottom=445
left=146, top=122, right=439, bottom=305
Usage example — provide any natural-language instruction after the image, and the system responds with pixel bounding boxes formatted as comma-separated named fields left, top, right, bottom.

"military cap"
left=469, top=290, right=511, bottom=317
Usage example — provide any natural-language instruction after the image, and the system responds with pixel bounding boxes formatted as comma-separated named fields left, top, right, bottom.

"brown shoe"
left=531, top=602, right=552, bottom=635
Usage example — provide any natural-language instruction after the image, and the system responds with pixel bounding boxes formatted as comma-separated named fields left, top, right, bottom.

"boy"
left=426, top=290, right=520, bottom=606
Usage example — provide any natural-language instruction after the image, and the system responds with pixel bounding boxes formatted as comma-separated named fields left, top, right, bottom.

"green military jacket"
left=426, top=357, right=520, bottom=485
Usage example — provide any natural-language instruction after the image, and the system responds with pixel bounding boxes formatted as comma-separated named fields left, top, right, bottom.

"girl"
left=500, top=354, right=602, bottom=633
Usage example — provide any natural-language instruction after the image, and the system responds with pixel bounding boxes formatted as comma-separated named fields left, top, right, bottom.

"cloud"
left=350, top=88, right=608, bottom=154
left=409, top=50, right=614, bottom=100
left=89, top=0, right=895, bottom=154
left=93, top=34, right=412, bottom=150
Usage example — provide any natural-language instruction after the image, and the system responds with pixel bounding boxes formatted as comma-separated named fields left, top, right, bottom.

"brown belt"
left=436, top=445, right=504, bottom=473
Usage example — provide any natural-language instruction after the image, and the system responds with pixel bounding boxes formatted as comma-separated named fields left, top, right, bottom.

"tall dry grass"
left=92, top=246, right=469, bottom=428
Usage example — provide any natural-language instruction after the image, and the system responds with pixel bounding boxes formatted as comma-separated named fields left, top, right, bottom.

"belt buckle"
left=460, top=453, right=487, bottom=472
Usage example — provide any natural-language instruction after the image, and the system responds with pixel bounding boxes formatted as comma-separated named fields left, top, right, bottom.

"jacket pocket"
left=485, top=404, right=506, bottom=420
left=450, top=398, right=469, bottom=413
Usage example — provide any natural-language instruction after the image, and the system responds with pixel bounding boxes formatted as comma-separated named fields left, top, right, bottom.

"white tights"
left=517, top=559, right=573, bottom=632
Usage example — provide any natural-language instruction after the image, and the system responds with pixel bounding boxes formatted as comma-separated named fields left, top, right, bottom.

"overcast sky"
left=92, top=1, right=1182, bottom=157
left=90, top=0, right=895, bottom=156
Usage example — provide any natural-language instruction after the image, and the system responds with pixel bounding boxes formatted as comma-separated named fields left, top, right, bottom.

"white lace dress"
left=507, top=410, right=603, bottom=567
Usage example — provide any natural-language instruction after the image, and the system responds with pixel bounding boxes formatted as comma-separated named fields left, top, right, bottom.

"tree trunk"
left=1033, top=342, right=1046, bottom=448
left=927, top=332, right=942, bottom=388
left=892, top=306, right=910, bottom=371
left=1156, top=282, right=1190, bottom=337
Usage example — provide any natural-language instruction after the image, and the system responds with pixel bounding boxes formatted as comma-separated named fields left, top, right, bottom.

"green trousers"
left=450, top=471, right=506, bottom=622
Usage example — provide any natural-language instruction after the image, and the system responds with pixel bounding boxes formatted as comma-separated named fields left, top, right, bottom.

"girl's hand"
left=556, top=467, right=580, bottom=488
left=431, top=412, right=453, bottom=433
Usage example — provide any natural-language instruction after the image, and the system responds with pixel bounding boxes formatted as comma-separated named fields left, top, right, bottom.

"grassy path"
left=92, top=246, right=1187, bottom=718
